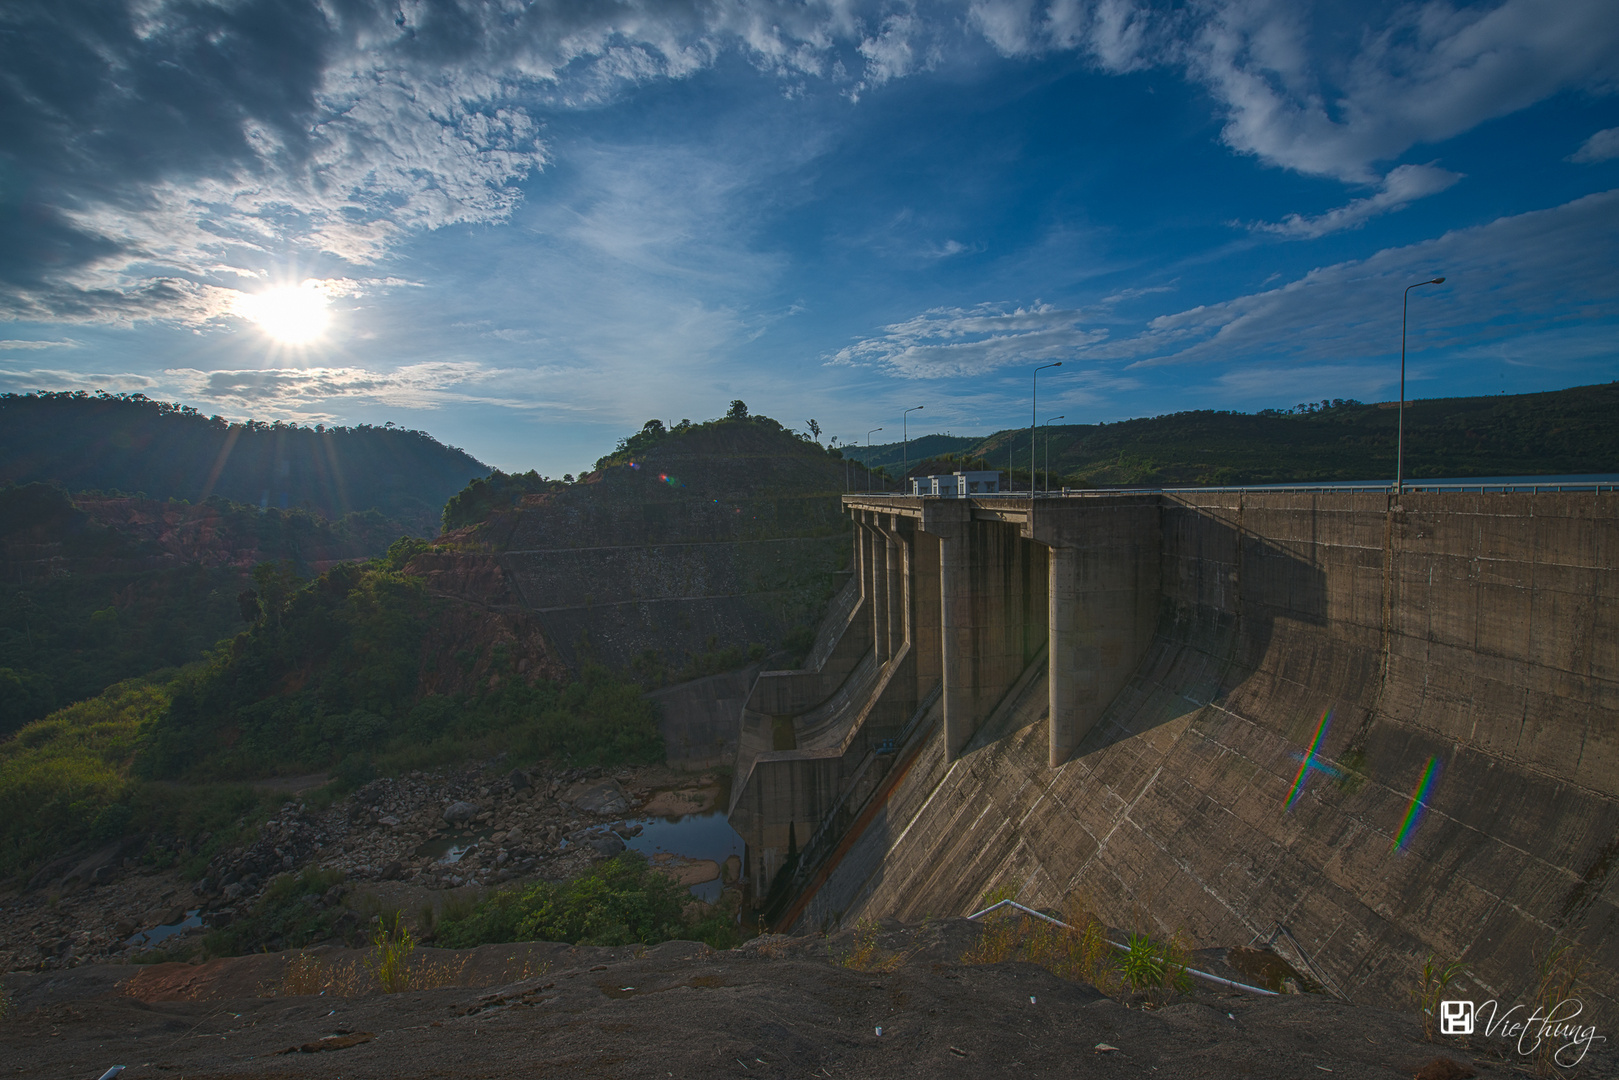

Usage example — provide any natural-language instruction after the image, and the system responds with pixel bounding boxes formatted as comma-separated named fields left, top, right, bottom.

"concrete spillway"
left=729, top=491, right=1618, bottom=1010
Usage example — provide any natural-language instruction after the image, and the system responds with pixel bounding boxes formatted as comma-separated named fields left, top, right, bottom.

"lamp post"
left=1031, top=362, right=1062, bottom=495
left=1045, top=414, right=1064, bottom=493
left=1397, top=277, right=1446, bottom=495
left=867, top=427, right=883, bottom=492
left=903, top=405, right=924, bottom=494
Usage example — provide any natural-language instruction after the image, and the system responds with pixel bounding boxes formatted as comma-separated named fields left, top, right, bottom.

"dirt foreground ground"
left=4, top=919, right=1613, bottom=1080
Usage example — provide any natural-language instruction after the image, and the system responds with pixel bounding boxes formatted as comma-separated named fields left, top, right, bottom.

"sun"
left=234, top=281, right=331, bottom=344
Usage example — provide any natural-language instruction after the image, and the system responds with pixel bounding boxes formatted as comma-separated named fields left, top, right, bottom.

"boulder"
left=587, top=832, right=627, bottom=857
left=571, top=781, right=631, bottom=816
left=442, top=801, right=478, bottom=824
left=509, top=768, right=530, bottom=791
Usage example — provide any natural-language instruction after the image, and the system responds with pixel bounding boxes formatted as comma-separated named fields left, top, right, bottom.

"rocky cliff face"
left=413, top=421, right=852, bottom=672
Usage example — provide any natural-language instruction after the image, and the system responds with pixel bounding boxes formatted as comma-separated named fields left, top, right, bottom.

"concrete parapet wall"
left=800, top=490, right=1619, bottom=1011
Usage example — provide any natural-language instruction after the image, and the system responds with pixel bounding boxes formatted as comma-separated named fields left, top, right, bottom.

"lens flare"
left=1285, top=707, right=1333, bottom=810
left=1391, top=756, right=1441, bottom=852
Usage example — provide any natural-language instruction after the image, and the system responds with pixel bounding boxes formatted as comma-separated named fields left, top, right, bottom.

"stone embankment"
left=1, top=762, right=726, bottom=972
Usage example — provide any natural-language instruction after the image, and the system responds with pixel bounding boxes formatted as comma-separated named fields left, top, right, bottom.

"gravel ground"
left=4, top=920, right=1611, bottom=1080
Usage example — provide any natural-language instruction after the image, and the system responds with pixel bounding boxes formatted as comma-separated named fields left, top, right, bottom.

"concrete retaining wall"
left=798, top=491, right=1619, bottom=1011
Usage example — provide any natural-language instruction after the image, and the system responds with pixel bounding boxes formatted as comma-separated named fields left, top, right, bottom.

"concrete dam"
left=727, top=489, right=1618, bottom=1010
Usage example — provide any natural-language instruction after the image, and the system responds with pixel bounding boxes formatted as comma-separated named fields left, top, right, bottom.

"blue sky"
left=3, top=0, right=1617, bottom=476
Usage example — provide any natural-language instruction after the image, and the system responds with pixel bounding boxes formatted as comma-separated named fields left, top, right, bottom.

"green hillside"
left=843, top=383, right=1619, bottom=487
left=0, top=392, right=489, bottom=534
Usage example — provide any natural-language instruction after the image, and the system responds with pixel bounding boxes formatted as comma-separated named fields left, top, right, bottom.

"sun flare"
left=235, top=282, right=331, bottom=344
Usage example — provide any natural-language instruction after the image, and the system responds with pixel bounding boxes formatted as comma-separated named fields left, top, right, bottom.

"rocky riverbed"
left=0, top=760, right=736, bottom=972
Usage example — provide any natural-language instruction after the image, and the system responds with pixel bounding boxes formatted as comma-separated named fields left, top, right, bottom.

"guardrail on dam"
left=728, top=489, right=1618, bottom=1009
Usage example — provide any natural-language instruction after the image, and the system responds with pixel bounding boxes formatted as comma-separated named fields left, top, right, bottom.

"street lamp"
left=1397, top=277, right=1446, bottom=495
left=903, top=405, right=924, bottom=493
left=1031, top=362, right=1062, bottom=495
left=1045, top=415, right=1064, bottom=493
left=867, top=427, right=883, bottom=492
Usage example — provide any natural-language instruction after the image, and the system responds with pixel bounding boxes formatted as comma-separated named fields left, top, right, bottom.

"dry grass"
left=277, top=911, right=476, bottom=997
left=962, top=895, right=1121, bottom=992
left=834, top=919, right=902, bottom=973
left=1412, top=953, right=1469, bottom=1042
left=1531, top=939, right=1590, bottom=1077
left=961, top=894, right=1193, bottom=1004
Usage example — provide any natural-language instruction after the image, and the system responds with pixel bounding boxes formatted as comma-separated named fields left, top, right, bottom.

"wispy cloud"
left=842, top=190, right=1619, bottom=397
left=1251, top=163, right=1464, bottom=239
left=0, top=369, right=159, bottom=395
left=970, top=0, right=1618, bottom=185
left=826, top=302, right=1109, bottom=377
left=7, top=0, right=1615, bottom=327
left=0, top=339, right=78, bottom=351
left=1570, top=127, right=1619, bottom=164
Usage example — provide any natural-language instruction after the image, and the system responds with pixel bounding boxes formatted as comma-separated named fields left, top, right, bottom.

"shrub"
left=436, top=852, right=731, bottom=949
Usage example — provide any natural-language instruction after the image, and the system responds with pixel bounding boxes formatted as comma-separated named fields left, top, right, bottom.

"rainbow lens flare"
left=1285, top=707, right=1333, bottom=811
left=1391, top=756, right=1441, bottom=853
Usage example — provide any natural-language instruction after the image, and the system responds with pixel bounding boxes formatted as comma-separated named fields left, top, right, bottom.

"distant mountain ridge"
left=843, top=382, right=1619, bottom=487
left=0, top=392, right=490, bottom=535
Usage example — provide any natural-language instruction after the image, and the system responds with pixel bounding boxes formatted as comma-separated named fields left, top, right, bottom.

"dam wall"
left=762, top=490, right=1619, bottom=1010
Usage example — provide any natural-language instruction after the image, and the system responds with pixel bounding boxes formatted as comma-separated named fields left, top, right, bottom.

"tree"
left=727, top=400, right=748, bottom=420
left=641, top=419, right=666, bottom=437
left=806, top=419, right=821, bottom=443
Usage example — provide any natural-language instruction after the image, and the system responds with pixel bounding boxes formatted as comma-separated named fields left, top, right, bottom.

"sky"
left=2, top=0, right=1618, bottom=477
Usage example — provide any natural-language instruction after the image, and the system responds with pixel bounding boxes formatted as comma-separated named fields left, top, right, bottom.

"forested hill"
left=0, top=392, right=489, bottom=535
left=844, top=382, right=1619, bottom=487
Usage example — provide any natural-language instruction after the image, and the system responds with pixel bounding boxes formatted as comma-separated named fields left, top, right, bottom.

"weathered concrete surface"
left=798, top=491, right=1619, bottom=1013
left=645, top=665, right=761, bottom=768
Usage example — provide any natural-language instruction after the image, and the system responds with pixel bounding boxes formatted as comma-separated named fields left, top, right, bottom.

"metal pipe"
left=966, top=899, right=1280, bottom=996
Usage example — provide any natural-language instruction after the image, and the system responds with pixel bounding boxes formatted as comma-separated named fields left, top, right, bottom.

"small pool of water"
left=127, top=909, right=202, bottom=948
left=414, top=832, right=489, bottom=865
left=622, top=811, right=745, bottom=898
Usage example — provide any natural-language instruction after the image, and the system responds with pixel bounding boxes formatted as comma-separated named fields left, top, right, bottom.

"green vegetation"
left=0, top=482, right=409, bottom=734
left=1413, top=952, right=1470, bottom=1041
left=0, top=391, right=487, bottom=534
left=442, top=470, right=569, bottom=531
left=201, top=867, right=351, bottom=958
left=590, top=404, right=845, bottom=473
left=0, top=552, right=661, bottom=879
left=138, top=558, right=662, bottom=782
left=0, top=680, right=162, bottom=873
left=1118, top=931, right=1193, bottom=997
left=434, top=851, right=740, bottom=949
left=845, top=383, right=1619, bottom=486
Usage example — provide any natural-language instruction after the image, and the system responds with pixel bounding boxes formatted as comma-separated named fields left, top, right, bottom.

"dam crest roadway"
left=727, top=485, right=1619, bottom=1012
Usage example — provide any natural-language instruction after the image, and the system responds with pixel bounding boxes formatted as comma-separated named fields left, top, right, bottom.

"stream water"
left=126, top=909, right=202, bottom=948
left=623, top=811, right=745, bottom=902
left=407, top=810, right=744, bottom=900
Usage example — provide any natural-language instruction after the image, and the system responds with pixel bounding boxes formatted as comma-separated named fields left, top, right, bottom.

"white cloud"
left=842, top=190, right=1619, bottom=394
left=970, top=0, right=1619, bottom=184
left=1570, top=127, right=1619, bottom=163
left=826, top=301, right=1109, bottom=377
left=1252, top=163, right=1464, bottom=238
left=0, top=369, right=159, bottom=395
left=1126, top=189, right=1619, bottom=369
left=0, top=340, right=78, bottom=351
left=7, top=0, right=1616, bottom=330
